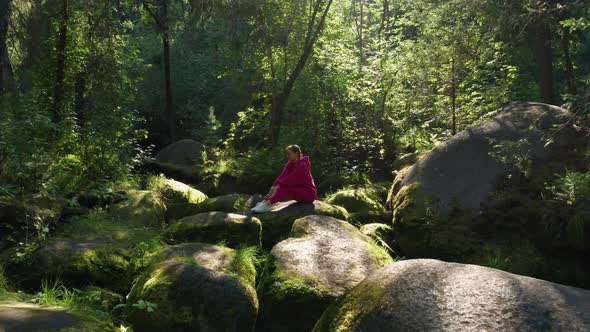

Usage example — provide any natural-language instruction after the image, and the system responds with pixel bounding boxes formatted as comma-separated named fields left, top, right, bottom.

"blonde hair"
left=286, top=144, right=302, bottom=158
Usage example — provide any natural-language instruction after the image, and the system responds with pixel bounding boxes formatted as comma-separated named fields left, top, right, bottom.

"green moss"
left=108, top=190, right=166, bottom=227
left=126, top=243, right=258, bottom=332
left=392, top=182, right=427, bottom=224
left=313, top=276, right=387, bottom=332
left=325, top=184, right=386, bottom=213
left=229, top=246, right=259, bottom=288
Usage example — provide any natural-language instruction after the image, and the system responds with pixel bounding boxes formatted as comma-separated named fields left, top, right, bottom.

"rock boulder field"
left=249, top=200, right=349, bottom=247
left=314, top=259, right=590, bottom=332
left=258, top=215, right=392, bottom=332
left=166, top=211, right=262, bottom=247
left=126, top=243, right=258, bottom=332
left=388, top=101, right=590, bottom=287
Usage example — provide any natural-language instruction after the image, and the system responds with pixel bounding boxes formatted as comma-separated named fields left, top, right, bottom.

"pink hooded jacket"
left=273, top=155, right=317, bottom=194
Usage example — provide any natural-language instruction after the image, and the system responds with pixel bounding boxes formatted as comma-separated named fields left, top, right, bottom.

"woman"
left=251, top=145, right=317, bottom=213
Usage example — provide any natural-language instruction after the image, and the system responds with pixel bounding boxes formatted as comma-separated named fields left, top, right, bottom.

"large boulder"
left=249, top=200, right=349, bottom=247
left=126, top=243, right=258, bottom=332
left=393, top=102, right=574, bottom=215
left=144, top=139, right=205, bottom=183
left=156, top=139, right=205, bottom=166
left=166, top=193, right=262, bottom=221
left=0, top=301, right=116, bottom=331
left=5, top=204, right=164, bottom=292
left=154, top=178, right=208, bottom=205
left=167, top=212, right=262, bottom=247
left=7, top=238, right=132, bottom=292
left=390, top=102, right=590, bottom=287
left=314, top=259, right=590, bottom=332
left=258, top=215, right=392, bottom=331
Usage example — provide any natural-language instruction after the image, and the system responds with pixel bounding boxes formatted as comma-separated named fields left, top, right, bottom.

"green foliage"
left=546, top=170, right=590, bottom=206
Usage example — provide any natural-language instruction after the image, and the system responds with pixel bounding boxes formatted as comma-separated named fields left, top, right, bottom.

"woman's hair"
left=286, top=144, right=302, bottom=158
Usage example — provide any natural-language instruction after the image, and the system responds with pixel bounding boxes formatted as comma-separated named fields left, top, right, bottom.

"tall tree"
left=269, top=0, right=334, bottom=146
left=144, top=0, right=175, bottom=144
left=52, top=0, right=68, bottom=124
left=0, top=0, right=13, bottom=93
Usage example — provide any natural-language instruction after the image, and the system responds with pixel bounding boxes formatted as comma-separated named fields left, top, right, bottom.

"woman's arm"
left=276, top=162, right=309, bottom=187
left=273, top=161, right=293, bottom=186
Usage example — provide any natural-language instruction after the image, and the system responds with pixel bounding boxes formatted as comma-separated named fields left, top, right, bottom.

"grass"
left=230, top=246, right=260, bottom=287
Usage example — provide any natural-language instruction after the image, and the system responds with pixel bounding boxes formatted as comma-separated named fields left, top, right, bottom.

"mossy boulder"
left=5, top=207, right=164, bottom=292
left=108, top=190, right=166, bottom=227
left=144, top=139, right=204, bottom=183
left=394, top=102, right=575, bottom=215
left=126, top=243, right=258, bottom=332
left=155, top=178, right=208, bottom=205
left=314, top=259, right=590, bottom=332
left=0, top=301, right=117, bottom=331
left=325, top=184, right=388, bottom=213
left=165, top=193, right=262, bottom=221
left=155, top=139, right=205, bottom=166
left=249, top=200, right=349, bottom=248
left=167, top=212, right=262, bottom=247
left=389, top=102, right=590, bottom=287
left=8, top=239, right=132, bottom=292
left=258, top=215, right=392, bottom=331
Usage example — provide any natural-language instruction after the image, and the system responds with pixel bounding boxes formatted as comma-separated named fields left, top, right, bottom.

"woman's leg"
left=268, top=186, right=315, bottom=204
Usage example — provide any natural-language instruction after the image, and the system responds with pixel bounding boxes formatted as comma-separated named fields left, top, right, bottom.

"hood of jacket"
left=299, top=155, right=311, bottom=166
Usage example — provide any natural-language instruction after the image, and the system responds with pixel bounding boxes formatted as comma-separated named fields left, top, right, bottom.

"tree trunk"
left=269, top=0, right=334, bottom=146
left=162, top=0, right=174, bottom=144
left=536, top=19, right=554, bottom=104
left=450, top=54, right=457, bottom=136
left=560, top=27, right=576, bottom=96
left=53, top=0, right=68, bottom=124
left=0, top=0, right=13, bottom=93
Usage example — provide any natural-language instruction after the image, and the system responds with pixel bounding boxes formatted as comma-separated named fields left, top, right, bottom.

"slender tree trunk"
left=162, top=0, right=174, bottom=144
left=536, top=19, right=554, bottom=104
left=450, top=54, right=457, bottom=136
left=560, top=28, right=576, bottom=96
left=0, top=0, right=12, bottom=93
left=53, top=0, right=68, bottom=124
left=163, top=30, right=174, bottom=144
left=269, top=0, right=334, bottom=146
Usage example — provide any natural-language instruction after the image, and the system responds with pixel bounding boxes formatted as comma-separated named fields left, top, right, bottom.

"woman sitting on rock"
left=251, top=145, right=317, bottom=213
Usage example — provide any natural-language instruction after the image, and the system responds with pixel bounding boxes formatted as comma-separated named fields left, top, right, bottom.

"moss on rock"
left=325, top=184, right=387, bottom=213
left=153, top=178, right=208, bottom=205
left=252, top=200, right=349, bottom=248
left=108, top=190, right=166, bottom=227
left=126, top=243, right=258, bottom=332
left=258, top=215, right=391, bottom=331
left=314, top=259, right=590, bottom=331
left=166, top=212, right=262, bottom=247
